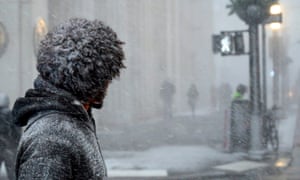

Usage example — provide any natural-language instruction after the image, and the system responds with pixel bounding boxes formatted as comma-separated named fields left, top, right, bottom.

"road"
left=104, top=108, right=300, bottom=180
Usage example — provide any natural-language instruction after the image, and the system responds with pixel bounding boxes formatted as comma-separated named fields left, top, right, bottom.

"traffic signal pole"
left=262, top=24, right=267, bottom=112
left=214, top=1, right=283, bottom=158
left=272, top=31, right=280, bottom=107
left=249, top=24, right=264, bottom=159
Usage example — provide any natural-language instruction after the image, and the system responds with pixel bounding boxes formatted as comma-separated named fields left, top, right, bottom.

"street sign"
left=212, top=30, right=247, bottom=56
left=220, top=32, right=234, bottom=55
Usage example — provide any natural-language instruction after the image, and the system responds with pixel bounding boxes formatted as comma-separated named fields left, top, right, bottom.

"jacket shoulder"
left=16, top=113, right=77, bottom=179
left=23, top=113, right=81, bottom=143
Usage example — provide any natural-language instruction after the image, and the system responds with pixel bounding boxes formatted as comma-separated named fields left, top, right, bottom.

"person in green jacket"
left=233, top=84, right=247, bottom=100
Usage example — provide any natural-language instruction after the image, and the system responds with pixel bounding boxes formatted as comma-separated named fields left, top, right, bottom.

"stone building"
left=0, top=0, right=215, bottom=126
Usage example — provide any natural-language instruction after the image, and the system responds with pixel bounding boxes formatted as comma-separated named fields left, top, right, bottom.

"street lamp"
left=270, top=23, right=281, bottom=30
left=270, top=4, right=281, bottom=15
left=269, top=3, right=282, bottom=30
left=262, top=2, right=282, bottom=111
left=269, top=3, right=282, bottom=109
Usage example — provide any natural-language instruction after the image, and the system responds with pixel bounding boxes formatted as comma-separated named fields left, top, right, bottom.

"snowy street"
left=99, top=109, right=241, bottom=178
left=100, top=108, right=300, bottom=179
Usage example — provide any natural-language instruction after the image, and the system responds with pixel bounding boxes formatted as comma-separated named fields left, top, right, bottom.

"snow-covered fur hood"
left=37, top=18, right=125, bottom=102
left=12, top=76, right=88, bottom=127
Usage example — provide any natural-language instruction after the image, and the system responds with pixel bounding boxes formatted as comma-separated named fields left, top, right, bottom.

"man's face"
left=90, top=81, right=110, bottom=109
left=91, top=98, right=103, bottom=109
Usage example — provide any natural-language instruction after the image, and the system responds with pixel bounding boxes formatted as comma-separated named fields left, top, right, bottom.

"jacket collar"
left=12, top=76, right=96, bottom=132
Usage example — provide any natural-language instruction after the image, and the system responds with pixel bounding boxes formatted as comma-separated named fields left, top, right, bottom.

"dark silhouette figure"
left=187, top=84, right=199, bottom=119
left=232, top=84, right=247, bottom=100
left=0, top=93, right=21, bottom=180
left=12, top=18, right=125, bottom=179
left=160, top=80, right=176, bottom=120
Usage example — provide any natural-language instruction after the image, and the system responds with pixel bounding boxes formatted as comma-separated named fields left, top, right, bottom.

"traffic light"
left=212, top=31, right=246, bottom=56
left=220, top=32, right=234, bottom=55
left=234, top=32, right=245, bottom=54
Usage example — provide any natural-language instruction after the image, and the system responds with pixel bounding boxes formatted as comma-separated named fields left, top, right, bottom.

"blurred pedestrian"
left=12, top=18, right=125, bottom=179
left=0, top=93, right=21, bottom=180
left=187, top=84, right=199, bottom=119
left=160, top=80, right=176, bottom=120
left=232, top=84, right=247, bottom=100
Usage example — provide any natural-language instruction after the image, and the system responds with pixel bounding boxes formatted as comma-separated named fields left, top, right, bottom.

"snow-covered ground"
left=100, top=109, right=239, bottom=177
left=174, top=108, right=216, bottom=118
left=100, top=108, right=299, bottom=177
left=104, top=145, right=243, bottom=176
left=99, top=109, right=226, bottom=151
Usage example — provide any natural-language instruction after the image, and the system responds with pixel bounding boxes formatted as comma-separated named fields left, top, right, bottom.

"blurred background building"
left=0, top=0, right=299, bottom=126
left=0, top=0, right=214, bottom=126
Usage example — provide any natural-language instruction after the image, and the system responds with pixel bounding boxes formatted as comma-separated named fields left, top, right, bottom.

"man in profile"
left=12, top=18, right=125, bottom=179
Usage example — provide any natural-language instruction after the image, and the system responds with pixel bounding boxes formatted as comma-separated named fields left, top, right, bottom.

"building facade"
left=0, top=0, right=215, bottom=126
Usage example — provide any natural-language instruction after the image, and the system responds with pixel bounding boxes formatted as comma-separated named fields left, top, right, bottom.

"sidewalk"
left=104, top=145, right=244, bottom=178
left=214, top=109, right=298, bottom=180
left=99, top=108, right=234, bottom=178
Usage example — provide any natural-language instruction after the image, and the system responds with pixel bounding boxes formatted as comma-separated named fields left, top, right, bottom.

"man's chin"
left=91, top=102, right=103, bottom=109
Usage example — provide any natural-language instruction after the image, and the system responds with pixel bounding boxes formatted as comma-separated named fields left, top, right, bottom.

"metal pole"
left=249, top=24, right=264, bottom=159
left=272, top=31, right=280, bottom=107
left=249, top=24, right=261, bottom=116
left=262, top=24, right=267, bottom=112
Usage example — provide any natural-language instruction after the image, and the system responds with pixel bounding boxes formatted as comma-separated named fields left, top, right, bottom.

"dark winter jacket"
left=12, top=76, right=107, bottom=180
